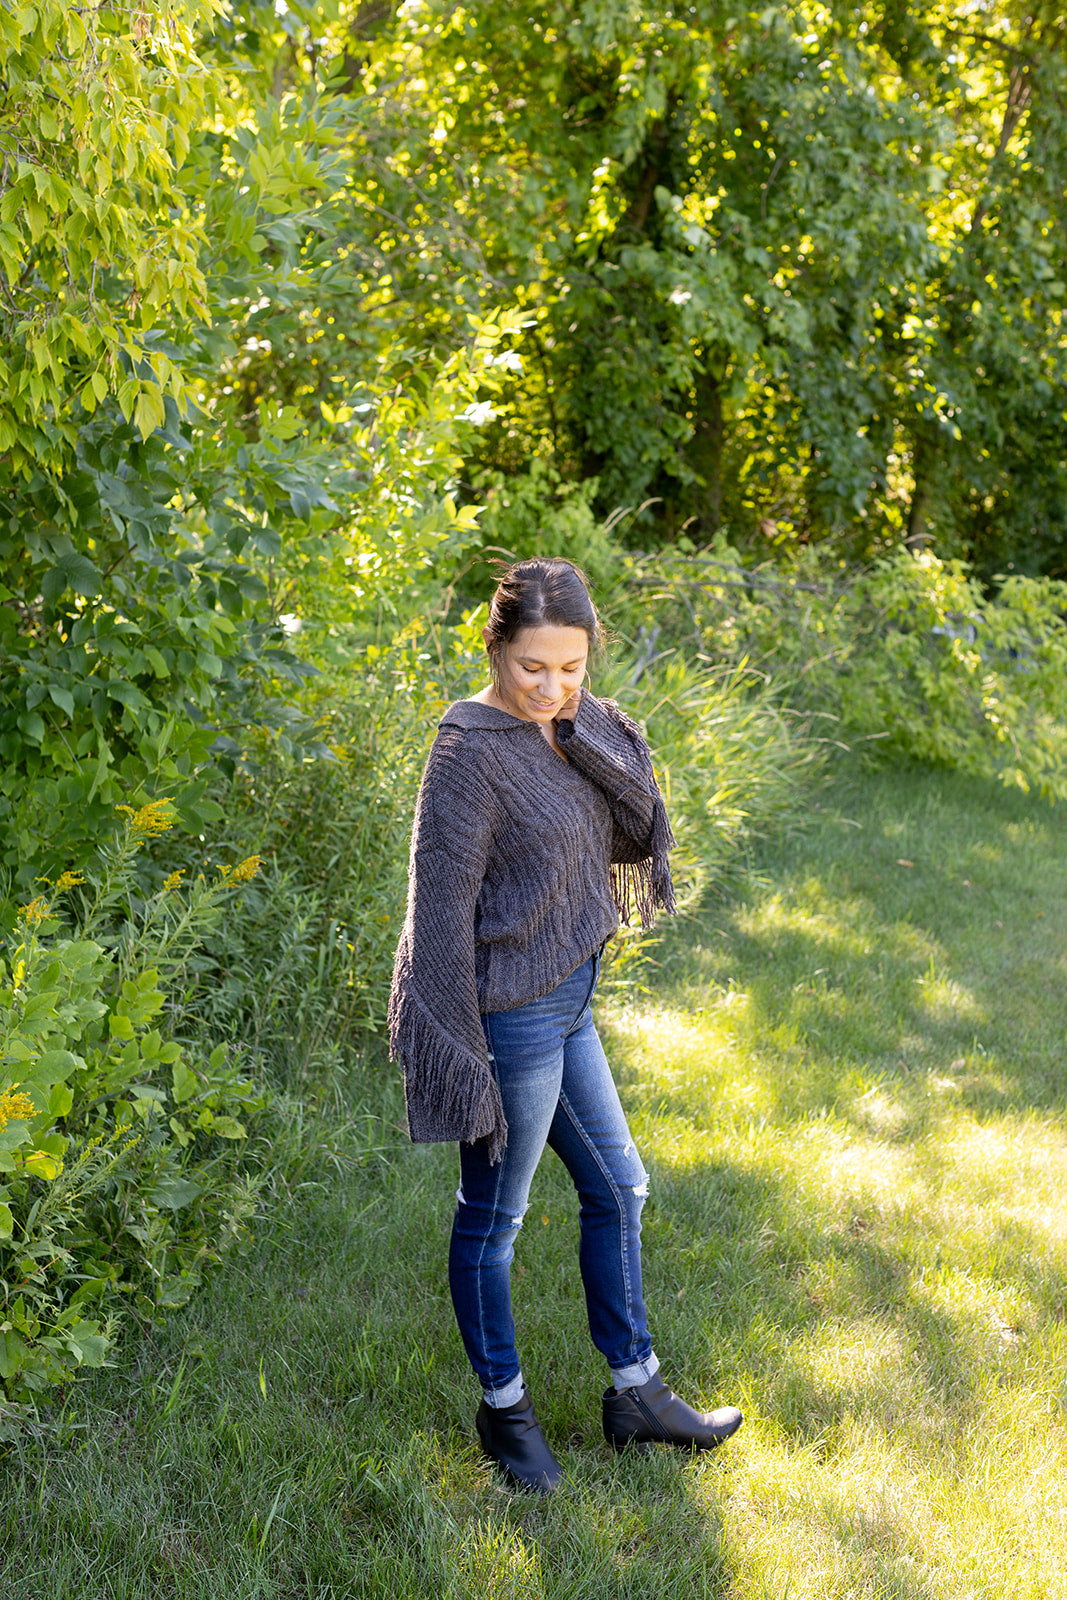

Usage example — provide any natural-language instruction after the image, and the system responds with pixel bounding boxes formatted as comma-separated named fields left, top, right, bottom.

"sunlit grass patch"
left=718, top=1379, right=1067, bottom=1599
left=733, top=878, right=945, bottom=970
left=603, top=768, right=1067, bottom=1595
left=851, top=1085, right=909, bottom=1137
left=941, top=1116, right=1067, bottom=1205
left=717, top=1431, right=944, bottom=1600
left=915, top=969, right=987, bottom=1025
left=606, top=1000, right=774, bottom=1133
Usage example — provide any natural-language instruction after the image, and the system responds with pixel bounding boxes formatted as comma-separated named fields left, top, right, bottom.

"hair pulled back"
left=484, top=557, right=603, bottom=664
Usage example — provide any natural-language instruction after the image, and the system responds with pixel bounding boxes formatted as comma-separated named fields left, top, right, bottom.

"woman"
left=388, top=557, right=742, bottom=1493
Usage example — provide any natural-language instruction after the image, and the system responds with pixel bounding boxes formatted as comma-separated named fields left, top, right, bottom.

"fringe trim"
left=611, top=793, right=677, bottom=930
left=388, top=985, right=508, bottom=1163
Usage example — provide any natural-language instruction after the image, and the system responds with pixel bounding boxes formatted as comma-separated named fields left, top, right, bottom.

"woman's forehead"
left=509, top=624, right=589, bottom=662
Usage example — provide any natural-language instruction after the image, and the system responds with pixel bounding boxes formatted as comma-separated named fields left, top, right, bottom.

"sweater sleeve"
left=555, top=694, right=676, bottom=929
left=387, top=728, right=508, bottom=1162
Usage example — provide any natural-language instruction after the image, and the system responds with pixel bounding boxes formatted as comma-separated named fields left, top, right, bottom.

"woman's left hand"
left=554, top=685, right=586, bottom=725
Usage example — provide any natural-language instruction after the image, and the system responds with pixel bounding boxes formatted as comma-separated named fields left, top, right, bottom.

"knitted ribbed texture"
left=388, top=694, right=676, bottom=1161
left=555, top=696, right=676, bottom=928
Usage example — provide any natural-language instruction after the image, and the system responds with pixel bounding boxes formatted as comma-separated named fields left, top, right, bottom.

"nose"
left=534, top=669, right=561, bottom=699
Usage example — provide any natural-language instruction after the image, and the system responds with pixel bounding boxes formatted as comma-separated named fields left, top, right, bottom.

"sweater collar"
left=441, top=698, right=536, bottom=732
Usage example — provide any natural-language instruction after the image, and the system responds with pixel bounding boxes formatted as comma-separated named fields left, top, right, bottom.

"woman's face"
left=485, top=624, right=589, bottom=724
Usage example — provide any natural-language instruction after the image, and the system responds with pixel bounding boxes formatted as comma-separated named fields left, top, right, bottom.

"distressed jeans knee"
left=453, top=1187, right=528, bottom=1267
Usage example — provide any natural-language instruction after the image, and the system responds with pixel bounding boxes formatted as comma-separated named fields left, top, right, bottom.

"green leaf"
left=171, top=1059, right=198, bottom=1105
left=209, top=1116, right=246, bottom=1140
left=134, top=386, right=166, bottom=439
left=47, top=1082, right=74, bottom=1117
left=148, top=1176, right=202, bottom=1210
left=48, top=683, right=75, bottom=718
left=62, top=1323, right=108, bottom=1366
left=105, top=680, right=147, bottom=710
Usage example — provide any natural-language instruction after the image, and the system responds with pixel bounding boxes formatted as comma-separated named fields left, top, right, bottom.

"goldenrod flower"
left=163, top=869, right=185, bottom=891
left=230, top=855, right=262, bottom=885
left=116, top=798, right=177, bottom=837
left=17, top=895, right=52, bottom=925
left=54, top=870, right=85, bottom=892
left=0, top=1089, right=35, bottom=1129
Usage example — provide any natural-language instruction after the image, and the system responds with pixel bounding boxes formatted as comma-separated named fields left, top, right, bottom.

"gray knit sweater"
left=387, top=692, right=675, bottom=1161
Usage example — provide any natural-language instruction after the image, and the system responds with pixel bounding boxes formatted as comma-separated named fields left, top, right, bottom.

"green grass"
left=4, top=764, right=1067, bottom=1599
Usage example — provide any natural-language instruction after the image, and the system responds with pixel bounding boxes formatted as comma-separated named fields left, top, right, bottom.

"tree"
left=0, top=0, right=511, bottom=885
left=310, top=0, right=1067, bottom=573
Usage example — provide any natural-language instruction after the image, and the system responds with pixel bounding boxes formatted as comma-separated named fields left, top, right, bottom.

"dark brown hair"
left=484, top=557, right=603, bottom=662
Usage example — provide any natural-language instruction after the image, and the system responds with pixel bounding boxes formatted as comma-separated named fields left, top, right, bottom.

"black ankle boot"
left=476, top=1387, right=561, bottom=1493
left=603, top=1373, right=743, bottom=1453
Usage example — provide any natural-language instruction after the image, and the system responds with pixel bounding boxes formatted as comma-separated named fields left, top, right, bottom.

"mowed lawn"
left=5, top=765, right=1067, bottom=1599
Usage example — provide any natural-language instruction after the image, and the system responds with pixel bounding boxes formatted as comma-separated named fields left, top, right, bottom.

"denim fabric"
left=448, top=952, right=659, bottom=1406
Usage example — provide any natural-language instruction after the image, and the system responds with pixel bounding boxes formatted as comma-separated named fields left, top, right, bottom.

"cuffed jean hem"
left=609, top=1350, right=660, bottom=1390
left=482, top=1371, right=525, bottom=1409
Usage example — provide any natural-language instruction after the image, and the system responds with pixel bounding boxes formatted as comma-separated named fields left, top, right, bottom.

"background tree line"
left=240, top=0, right=1067, bottom=574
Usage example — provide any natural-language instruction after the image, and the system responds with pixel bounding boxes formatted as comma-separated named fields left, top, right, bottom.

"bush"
left=0, top=805, right=269, bottom=1436
left=161, top=618, right=489, bottom=1083
left=617, top=542, right=1067, bottom=803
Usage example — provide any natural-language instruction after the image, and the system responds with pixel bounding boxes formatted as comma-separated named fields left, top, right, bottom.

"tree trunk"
left=691, top=366, right=724, bottom=532
left=905, top=436, right=930, bottom=551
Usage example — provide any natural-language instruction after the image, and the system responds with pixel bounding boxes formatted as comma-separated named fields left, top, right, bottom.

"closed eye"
left=518, top=661, right=584, bottom=672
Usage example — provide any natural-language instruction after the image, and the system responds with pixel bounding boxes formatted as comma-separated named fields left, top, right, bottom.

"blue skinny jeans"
left=448, top=951, right=660, bottom=1407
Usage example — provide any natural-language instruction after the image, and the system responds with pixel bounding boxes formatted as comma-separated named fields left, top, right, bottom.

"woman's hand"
left=554, top=685, right=586, bottom=725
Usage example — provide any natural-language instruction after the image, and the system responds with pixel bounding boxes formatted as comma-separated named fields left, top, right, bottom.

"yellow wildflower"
left=54, top=870, right=85, bottom=892
left=163, top=869, right=185, bottom=891
left=0, top=1089, right=35, bottom=1129
left=17, top=895, right=52, bottom=925
left=230, top=855, right=262, bottom=885
left=116, top=798, right=177, bottom=838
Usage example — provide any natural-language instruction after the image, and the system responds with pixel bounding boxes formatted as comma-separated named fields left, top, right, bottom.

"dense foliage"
left=0, top=0, right=517, bottom=884
left=0, top=807, right=267, bottom=1434
left=251, top=0, right=1067, bottom=574
left=620, top=543, right=1067, bottom=799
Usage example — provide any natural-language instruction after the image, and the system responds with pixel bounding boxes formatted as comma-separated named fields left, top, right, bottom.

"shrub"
left=618, top=542, right=1067, bottom=803
left=0, top=806, right=269, bottom=1436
